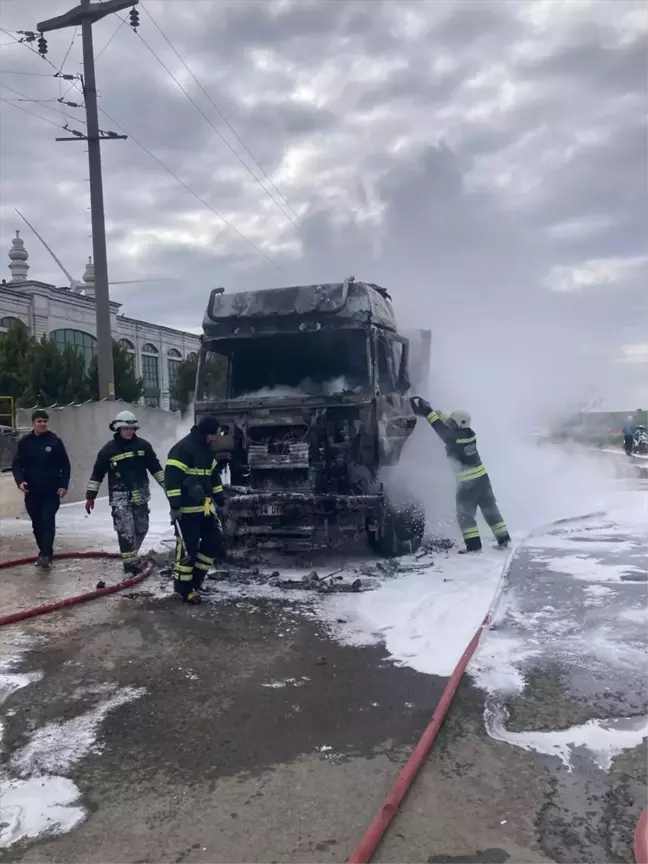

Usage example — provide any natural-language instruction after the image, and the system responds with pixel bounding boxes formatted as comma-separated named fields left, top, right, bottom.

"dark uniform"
left=165, top=424, right=226, bottom=600
left=416, top=402, right=510, bottom=552
left=12, top=430, right=70, bottom=561
left=85, top=435, right=165, bottom=570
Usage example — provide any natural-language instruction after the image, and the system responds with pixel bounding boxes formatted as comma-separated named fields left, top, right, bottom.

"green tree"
left=170, top=356, right=198, bottom=417
left=22, top=335, right=88, bottom=407
left=0, top=319, right=35, bottom=400
left=86, top=340, right=144, bottom=403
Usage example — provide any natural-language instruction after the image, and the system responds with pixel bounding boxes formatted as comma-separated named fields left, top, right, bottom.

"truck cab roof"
left=202, top=277, right=397, bottom=339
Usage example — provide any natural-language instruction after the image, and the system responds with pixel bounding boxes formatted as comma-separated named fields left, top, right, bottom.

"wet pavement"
left=0, top=476, right=646, bottom=863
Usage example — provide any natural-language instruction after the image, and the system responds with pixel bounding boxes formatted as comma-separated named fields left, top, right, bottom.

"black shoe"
left=458, top=547, right=482, bottom=555
left=123, top=560, right=140, bottom=576
left=36, top=555, right=51, bottom=570
left=182, top=590, right=202, bottom=605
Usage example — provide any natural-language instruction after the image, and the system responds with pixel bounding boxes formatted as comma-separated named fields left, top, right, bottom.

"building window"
left=141, top=343, right=159, bottom=408
left=51, top=328, right=97, bottom=372
left=187, top=351, right=198, bottom=363
left=167, top=349, right=182, bottom=411
left=0, top=316, right=26, bottom=332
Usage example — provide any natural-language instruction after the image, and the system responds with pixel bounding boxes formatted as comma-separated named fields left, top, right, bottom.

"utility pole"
left=35, top=0, right=139, bottom=400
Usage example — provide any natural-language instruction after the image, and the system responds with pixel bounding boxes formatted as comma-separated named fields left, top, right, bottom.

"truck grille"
left=247, top=442, right=309, bottom=469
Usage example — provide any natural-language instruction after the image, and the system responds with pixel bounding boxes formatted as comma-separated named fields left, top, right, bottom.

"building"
left=0, top=230, right=200, bottom=411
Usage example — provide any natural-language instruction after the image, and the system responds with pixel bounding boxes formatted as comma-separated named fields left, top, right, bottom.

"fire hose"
left=0, top=552, right=154, bottom=627
left=348, top=512, right=633, bottom=864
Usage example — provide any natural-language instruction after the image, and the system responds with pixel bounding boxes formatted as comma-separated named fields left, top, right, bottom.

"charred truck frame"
left=195, top=277, right=426, bottom=557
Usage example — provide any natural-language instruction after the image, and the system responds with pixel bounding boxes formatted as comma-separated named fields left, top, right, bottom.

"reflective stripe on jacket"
left=164, top=426, right=225, bottom=514
left=426, top=410, right=488, bottom=483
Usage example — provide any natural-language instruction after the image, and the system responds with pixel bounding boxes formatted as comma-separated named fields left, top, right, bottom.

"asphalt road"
left=1, top=478, right=646, bottom=863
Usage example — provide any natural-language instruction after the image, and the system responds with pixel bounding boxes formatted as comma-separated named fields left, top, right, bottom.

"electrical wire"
left=139, top=1, right=301, bottom=223
left=58, top=26, right=78, bottom=127
left=0, top=81, right=86, bottom=127
left=120, top=13, right=299, bottom=226
left=96, top=18, right=125, bottom=63
left=97, top=103, right=282, bottom=269
left=1, top=98, right=66, bottom=130
left=0, top=15, right=282, bottom=269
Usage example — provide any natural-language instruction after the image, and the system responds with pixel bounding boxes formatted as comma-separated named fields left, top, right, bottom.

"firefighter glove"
left=85, top=498, right=94, bottom=514
left=410, top=396, right=432, bottom=417
left=170, top=509, right=181, bottom=523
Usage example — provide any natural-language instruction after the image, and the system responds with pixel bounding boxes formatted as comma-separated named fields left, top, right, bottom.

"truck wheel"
left=367, top=501, right=425, bottom=558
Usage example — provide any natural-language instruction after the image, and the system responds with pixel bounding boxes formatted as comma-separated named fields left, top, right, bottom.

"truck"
left=194, top=277, right=429, bottom=557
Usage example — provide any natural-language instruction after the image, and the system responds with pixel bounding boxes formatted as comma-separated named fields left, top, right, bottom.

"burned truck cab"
left=195, top=277, right=425, bottom=557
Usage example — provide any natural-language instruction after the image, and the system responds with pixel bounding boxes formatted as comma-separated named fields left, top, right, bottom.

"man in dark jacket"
left=411, top=397, right=511, bottom=554
left=165, top=415, right=226, bottom=604
left=12, top=408, right=71, bottom=569
left=84, top=410, right=165, bottom=573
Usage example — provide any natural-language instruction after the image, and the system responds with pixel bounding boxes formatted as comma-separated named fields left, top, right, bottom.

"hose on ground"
left=0, top=552, right=154, bottom=627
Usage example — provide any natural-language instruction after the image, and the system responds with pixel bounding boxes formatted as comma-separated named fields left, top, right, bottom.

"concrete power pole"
left=36, top=0, right=139, bottom=400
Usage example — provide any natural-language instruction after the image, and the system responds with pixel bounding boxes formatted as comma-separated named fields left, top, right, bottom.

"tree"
left=0, top=319, right=35, bottom=400
left=87, top=340, right=143, bottom=403
left=170, top=356, right=198, bottom=417
left=21, top=335, right=89, bottom=407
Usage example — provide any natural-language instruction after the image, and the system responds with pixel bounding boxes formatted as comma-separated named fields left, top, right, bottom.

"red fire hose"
left=347, top=612, right=491, bottom=863
left=636, top=809, right=648, bottom=864
left=0, top=551, right=154, bottom=627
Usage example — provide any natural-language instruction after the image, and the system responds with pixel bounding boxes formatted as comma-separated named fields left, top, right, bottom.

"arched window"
left=51, top=328, right=97, bottom=371
left=141, top=343, right=160, bottom=407
left=0, top=316, right=26, bottom=332
left=167, top=349, right=182, bottom=411
left=187, top=352, right=198, bottom=363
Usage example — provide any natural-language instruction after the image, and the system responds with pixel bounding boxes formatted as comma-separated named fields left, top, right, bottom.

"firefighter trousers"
left=456, top=474, right=510, bottom=552
left=112, top=502, right=149, bottom=568
left=173, top=513, right=222, bottom=596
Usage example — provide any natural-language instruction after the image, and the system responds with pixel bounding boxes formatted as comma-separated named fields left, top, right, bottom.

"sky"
left=0, top=0, right=646, bottom=421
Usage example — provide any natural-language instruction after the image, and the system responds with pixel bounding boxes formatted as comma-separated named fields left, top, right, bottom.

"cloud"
left=0, top=0, right=646, bottom=416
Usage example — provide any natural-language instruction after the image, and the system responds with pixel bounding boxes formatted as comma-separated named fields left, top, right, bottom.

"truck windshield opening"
left=198, top=330, right=369, bottom=401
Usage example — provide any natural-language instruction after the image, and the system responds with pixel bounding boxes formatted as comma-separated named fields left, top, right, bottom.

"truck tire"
left=367, top=501, right=425, bottom=558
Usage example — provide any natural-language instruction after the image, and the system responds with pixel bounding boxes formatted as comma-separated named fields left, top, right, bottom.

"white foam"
left=318, top=549, right=506, bottom=676
left=485, top=703, right=648, bottom=771
left=534, top=553, right=646, bottom=583
left=0, top=776, right=85, bottom=848
left=11, top=686, right=146, bottom=777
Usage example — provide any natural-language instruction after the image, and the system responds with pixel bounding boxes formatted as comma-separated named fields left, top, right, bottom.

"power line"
left=96, top=18, right=125, bottom=62
left=1, top=16, right=282, bottom=268
left=119, top=11, right=298, bottom=227
left=97, top=104, right=282, bottom=269
left=57, top=26, right=78, bottom=129
left=0, top=81, right=86, bottom=126
left=139, top=1, right=301, bottom=223
left=0, top=69, right=60, bottom=77
left=2, top=98, right=66, bottom=130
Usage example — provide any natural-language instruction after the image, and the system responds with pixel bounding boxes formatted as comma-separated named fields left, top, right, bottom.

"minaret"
left=83, top=256, right=95, bottom=296
left=8, top=230, right=29, bottom=282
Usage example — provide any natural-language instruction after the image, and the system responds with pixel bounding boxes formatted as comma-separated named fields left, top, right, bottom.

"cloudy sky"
left=0, top=0, right=646, bottom=420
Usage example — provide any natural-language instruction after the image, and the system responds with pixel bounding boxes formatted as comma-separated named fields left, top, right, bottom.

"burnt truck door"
left=403, top=328, right=432, bottom=394
left=373, top=328, right=417, bottom=466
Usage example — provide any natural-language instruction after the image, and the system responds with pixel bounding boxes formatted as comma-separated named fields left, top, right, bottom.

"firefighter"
left=84, top=410, right=165, bottom=573
left=411, top=397, right=511, bottom=553
left=164, top=415, right=226, bottom=605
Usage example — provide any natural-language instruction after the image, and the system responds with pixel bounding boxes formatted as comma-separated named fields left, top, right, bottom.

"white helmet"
left=449, top=409, right=471, bottom=428
left=110, top=409, right=139, bottom=431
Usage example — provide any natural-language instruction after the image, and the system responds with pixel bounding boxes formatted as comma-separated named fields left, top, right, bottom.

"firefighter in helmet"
left=164, top=415, right=226, bottom=604
left=411, top=398, right=511, bottom=553
left=85, top=410, right=165, bottom=572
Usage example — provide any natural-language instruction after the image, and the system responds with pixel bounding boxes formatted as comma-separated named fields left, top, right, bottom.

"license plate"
left=264, top=505, right=282, bottom=516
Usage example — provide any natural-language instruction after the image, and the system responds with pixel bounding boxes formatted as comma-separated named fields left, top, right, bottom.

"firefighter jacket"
left=425, top=410, right=488, bottom=484
left=86, top=434, right=165, bottom=506
left=165, top=426, right=226, bottom=515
